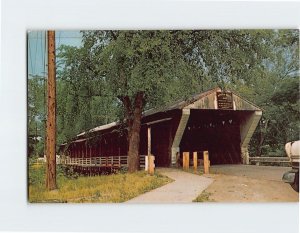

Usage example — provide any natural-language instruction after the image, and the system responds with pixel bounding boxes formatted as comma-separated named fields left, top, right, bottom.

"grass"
left=28, top=164, right=172, bottom=203
left=193, top=191, right=214, bottom=202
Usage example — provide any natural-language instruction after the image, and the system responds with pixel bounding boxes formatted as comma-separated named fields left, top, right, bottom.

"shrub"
left=58, top=165, right=80, bottom=179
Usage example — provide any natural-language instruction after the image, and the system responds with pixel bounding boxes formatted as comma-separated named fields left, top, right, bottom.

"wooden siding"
left=185, top=92, right=217, bottom=109
left=185, top=91, right=261, bottom=111
left=64, top=130, right=128, bottom=159
left=232, top=94, right=261, bottom=111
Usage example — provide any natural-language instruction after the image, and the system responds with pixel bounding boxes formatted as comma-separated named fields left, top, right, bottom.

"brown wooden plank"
left=203, top=151, right=210, bottom=174
left=183, top=152, right=189, bottom=170
left=193, top=152, right=197, bottom=173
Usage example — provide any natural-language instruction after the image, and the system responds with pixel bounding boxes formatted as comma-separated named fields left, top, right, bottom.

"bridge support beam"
left=171, top=108, right=190, bottom=166
left=240, top=110, right=262, bottom=164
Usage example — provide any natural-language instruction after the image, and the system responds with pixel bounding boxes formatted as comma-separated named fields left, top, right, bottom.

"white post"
left=147, top=126, right=152, bottom=173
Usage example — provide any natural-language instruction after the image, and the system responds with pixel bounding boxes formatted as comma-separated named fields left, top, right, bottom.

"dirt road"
left=210, top=164, right=292, bottom=181
left=202, top=165, right=299, bottom=202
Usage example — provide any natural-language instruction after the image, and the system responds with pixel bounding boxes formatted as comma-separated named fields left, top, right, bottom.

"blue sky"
left=27, top=30, right=82, bottom=76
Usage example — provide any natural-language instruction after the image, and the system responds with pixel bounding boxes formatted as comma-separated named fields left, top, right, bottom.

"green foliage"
left=266, top=78, right=299, bottom=146
left=28, top=75, right=46, bottom=157
left=58, top=165, right=80, bottom=179
left=28, top=164, right=45, bottom=186
left=28, top=29, right=300, bottom=157
left=29, top=164, right=67, bottom=186
left=80, top=31, right=202, bottom=109
left=222, top=29, right=300, bottom=155
left=55, top=44, right=119, bottom=144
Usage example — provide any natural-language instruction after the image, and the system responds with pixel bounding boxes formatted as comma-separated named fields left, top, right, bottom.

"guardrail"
left=60, top=155, right=146, bottom=168
left=249, top=156, right=291, bottom=166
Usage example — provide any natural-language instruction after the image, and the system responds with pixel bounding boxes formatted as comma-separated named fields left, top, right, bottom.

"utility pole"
left=46, top=30, right=57, bottom=190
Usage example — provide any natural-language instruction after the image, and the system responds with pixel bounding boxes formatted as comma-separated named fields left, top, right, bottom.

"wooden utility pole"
left=46, top=30, right=57, bottom=190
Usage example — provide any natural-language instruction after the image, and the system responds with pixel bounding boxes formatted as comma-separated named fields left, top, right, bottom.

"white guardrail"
left=59, top=155, right=146, bottom=168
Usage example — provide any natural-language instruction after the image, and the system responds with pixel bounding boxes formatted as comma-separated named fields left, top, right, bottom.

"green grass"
left=193, top=191, right=214, bottom=202
left=28, top=165, right=172, bottom=203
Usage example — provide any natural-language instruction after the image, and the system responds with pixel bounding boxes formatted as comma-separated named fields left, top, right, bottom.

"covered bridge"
left=59, top=87, right=262, bottom=170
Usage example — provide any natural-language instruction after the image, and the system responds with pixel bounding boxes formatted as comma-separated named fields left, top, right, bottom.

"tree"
left=231, top=29, right=300, bottom=156
left=82, top=30, right=277, bottom=171
left=56, top=44, right=119, bottom=145
left=79, top=31, right=204, bottom=172
left=28, top=75, right=46, bottom=157
left=57, top=30, right=297, bottom=169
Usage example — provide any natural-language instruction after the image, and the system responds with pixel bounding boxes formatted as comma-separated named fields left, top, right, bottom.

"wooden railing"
left=60, top=155, right=146, bottom=168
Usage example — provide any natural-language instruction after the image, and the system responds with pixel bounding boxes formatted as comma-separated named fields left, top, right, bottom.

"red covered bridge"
left=59, top=87, right=262, bottom=173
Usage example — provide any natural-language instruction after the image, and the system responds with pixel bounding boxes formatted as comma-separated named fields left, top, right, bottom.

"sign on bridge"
left=216, top=92, right=233, bottom=110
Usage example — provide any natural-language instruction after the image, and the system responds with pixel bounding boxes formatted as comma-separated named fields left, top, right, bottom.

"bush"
left=58, top=165, right=80, bottom=179
left=119, top=166, right=128, bottom=174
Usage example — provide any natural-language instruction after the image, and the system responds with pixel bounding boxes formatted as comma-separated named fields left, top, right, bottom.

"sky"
left=27, top=30, right=83, bottom=76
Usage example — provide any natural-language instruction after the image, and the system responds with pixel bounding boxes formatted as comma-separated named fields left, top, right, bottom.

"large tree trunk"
left=120, top=92, right=144, bottom=173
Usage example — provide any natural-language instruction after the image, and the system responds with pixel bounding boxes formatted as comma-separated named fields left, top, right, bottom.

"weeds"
left=193, top=191, right=214, bottom=202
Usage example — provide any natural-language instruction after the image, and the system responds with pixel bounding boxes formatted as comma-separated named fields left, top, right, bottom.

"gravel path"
left=209, top=164, right=292, bottom=181
left=201, top=165, right=298, bottom=202
left=126, top=168, right=213, bottom=203
left=202, top=174, right=299, bottom=202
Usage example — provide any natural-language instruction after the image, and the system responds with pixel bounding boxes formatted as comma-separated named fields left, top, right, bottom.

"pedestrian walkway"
left=126, top=168, right=213, bottom=203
